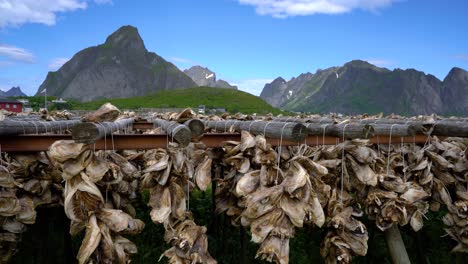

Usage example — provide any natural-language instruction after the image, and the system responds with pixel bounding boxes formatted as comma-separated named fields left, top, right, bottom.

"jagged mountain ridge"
left=184, top=66, right=237, bottom=89
left=260, top=60, right=468, bottom=115
left=1, top=86, right=26, bottom=97
left=36, top=26, right=196, bottom=102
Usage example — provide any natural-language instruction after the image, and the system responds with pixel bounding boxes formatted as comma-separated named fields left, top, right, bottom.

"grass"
left=67, top=87, right=282, bottom=115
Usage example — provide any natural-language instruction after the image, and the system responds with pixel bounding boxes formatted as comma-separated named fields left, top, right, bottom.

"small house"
left=0, top=98, right=23, bottom=113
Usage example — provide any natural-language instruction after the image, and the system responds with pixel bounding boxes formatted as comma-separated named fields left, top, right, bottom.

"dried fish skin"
left=0, top=194, right=21, bottom=217
left=195, top=157, right=212, bottom=191
left=114, top=235, right=138, bottom=264
left=281, top=161, right=307, bottom=195
left=82, top=102, right=120, bottom=122
left=400, top=184, right=429, bottom=204
left=64, top=174, right=104, bottom=223
left=250, top=209, right=283, bottom=243
left=255, top=236, right=289, bottom=264
left=240, top=131, right=256, bottom=151
left=305, top=196, right=326, bottom=228
left=235, top=170, right=260, bottom=197
left=15, top=196, right=36, bottom=224
left=77, top=215, right=101, bottom=264
left=169, top=182, right=187, bottom=221
left=346, top=155, right=377, bottom=186
left=280, top=196, right=306, bottom=228
left=149, top=186, right=171, bottom=224
left=0, top=166, right=16, bottom=188
left=242, top=185, right=284, bottom=219
left=49, top=140, right=87, bottom=163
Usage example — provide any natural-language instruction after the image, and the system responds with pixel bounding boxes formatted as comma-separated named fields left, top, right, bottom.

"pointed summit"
left=184, top=66, right=237, bottom=89
left=36, top=25, right=196, bottom=101
left=104, top=25, right=145, bottom=51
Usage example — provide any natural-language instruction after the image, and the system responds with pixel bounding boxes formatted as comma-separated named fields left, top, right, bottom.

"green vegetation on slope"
left=69, top=87, right=281, bottom=114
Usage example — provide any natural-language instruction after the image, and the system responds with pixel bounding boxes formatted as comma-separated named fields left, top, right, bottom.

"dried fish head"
left=195, top=157, right=212, bottom=191
left=240, top=131, right=256, bottom=151
left=235, top=170, right=260, bottom=197
left=77, top=214, right=101, bottom=264
left=280, top=195, right=306, bottom=227
left=49, top=140, right=87, bottom=163
left=346, top=154, right=377, bottom=186
left=243, top=185, right=284, bottom=219
left=281, top=161, right=308, bottom=195
left=250, top=209, right=283, bottom=243
left=255, top=236, right=289, bottom=264
left=64, top=175, right=104, bottom=222
left=149, top=186, right=172, bottom=224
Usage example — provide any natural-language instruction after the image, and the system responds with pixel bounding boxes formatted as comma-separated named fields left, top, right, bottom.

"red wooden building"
left=0, top=98, right=23, bottom=113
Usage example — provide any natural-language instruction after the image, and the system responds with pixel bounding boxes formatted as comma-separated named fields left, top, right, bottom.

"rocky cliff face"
left=1, top=86, right=26, bottom=97
left=184, top=66, right=237, bottom=89
left=259, top=77, right=288, bottom=107
left=441, top=67, right=468, bottom=115
left=36, top=26, right=196, bottom=101
left=261, top=60, right=467, bottom=115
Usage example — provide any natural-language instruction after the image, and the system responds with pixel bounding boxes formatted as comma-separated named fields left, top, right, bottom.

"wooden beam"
left=184, top=119, right=205, bottom=138
left=71, top=118, right=134, bottom=144
left=153, top=119, right=193, bottom=147
left=0, top=119, right=81, bottom=136
left=205, top=120, right=308, bottom=142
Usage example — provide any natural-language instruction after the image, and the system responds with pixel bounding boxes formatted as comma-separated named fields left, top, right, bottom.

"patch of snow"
left=335, top=72, right=339, bottom=78
left=288, top=90, right=293, bottom=96
left=205, top=73, right=214, bottom=79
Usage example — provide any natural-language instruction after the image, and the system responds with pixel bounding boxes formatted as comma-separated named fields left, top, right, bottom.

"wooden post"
left=205, top=120, right=308, bottom=142
left=0, top=120, right=81, bottom=136
left=384, top=225, right=411, bottom=264
left=240, top=226, right=247, bottom=264
left=153, top=119, right=192, bottom=147
left=184, top=119, right=205, bottom=138
left=71, top=118, right=134, bottom=144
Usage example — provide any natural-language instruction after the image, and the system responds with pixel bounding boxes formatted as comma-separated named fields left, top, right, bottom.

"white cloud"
left=365, top=58, right=395, bottom=67
left=94, top=0, right=112, bottom=4
left=230, top=78, right=274, bottom=95
left=0, top=44, right=35, bottom=63
left=0, top=0, right=111, bottom=28
left=169, top=57, right=196, bottom=65
left=454, top=54, right=468, bottom=62
left=238, top=0, right=398, bottom=18
left=0, top=60, right=14, bottom=68
left=48, top=57, right=70, bottom=70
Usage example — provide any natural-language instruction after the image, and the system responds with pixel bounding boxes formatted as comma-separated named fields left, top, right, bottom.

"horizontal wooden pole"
left=0, top=134, right=432, bottom=152
left=0, top=119, right=81, bottom=136
left=184, top=119, right=205, bottom=138
left=71, top=118, right=134, bottom=144
left=153, top=119, right=192, bottom=147
left=205, top=120, right=308, bottom=142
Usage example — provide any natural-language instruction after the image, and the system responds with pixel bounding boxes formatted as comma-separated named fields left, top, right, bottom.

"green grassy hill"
left=69, top=87, right=281, bottom=114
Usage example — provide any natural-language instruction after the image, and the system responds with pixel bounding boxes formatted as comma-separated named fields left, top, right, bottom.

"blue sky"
left=0, top=0, right=467, bottom=95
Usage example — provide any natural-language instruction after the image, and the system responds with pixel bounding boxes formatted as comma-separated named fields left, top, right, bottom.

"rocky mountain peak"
left=36, top=25, right=196, bottom=101
left=271, top=77, right=287, bottom=84
left=441, top=67, right=468, bottom=114
left=104, top=25, right=145, bottom=52
left=445, top=67, right=468, bottom=80
left=1, top=86, right=26, bottom=97
left=259, top=60, right=468, bottom=115
left=184, top=66, right=237, bottom=89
